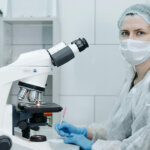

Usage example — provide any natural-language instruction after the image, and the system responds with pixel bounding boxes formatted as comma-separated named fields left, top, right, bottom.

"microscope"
left=0, top=38, right=89, bottom=150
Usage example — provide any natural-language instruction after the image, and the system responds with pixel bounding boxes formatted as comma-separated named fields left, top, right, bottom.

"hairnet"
left=118, top=4, right=150, bottom=31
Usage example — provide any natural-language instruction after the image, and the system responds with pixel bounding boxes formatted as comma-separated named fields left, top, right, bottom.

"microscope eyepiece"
left=47, top=37, right=89, bottom=67
left=71, top=38, right=89, bottom=52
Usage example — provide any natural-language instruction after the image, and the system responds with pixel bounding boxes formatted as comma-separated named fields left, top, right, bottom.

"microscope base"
left=0, top=130, right=53, bottom=150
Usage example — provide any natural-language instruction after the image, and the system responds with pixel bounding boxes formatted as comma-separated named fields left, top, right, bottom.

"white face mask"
left=120, top=39, right=150, bottom=66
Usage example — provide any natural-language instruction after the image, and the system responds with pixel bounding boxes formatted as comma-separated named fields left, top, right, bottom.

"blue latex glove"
left=55, top=121, right=87, bottom=137
left=64, top=134, right=93, bottom=150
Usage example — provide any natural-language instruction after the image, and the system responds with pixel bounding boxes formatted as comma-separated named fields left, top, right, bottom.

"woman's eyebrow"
left=121, top=28, right=145, bottom=31
left=121, top=29, right=128, bottom=31
left=134, top=28, right=145, bottom=31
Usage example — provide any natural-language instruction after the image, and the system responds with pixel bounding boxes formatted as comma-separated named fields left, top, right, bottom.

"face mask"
left=120, top=39, right=150, bottom=66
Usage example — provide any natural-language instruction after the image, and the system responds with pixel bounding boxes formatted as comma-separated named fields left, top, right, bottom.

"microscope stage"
left=18, top=102, right=63, bottom=113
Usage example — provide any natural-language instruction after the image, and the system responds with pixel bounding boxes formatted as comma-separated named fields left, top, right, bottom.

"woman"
left=55, top=4, right=150, bottom=150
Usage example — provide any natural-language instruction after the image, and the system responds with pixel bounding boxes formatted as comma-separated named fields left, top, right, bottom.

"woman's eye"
left=121, top=31, right=129, bottom=36
left=137, top=31, right=145, bottom=36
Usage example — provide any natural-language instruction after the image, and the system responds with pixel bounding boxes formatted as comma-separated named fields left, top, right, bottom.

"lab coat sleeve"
left=91, top=89, right=150, bottom=150
left=91, top=124, right=150, bottom=150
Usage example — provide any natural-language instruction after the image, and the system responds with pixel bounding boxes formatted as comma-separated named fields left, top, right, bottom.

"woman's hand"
left=55, top=121, right=87, bottom=137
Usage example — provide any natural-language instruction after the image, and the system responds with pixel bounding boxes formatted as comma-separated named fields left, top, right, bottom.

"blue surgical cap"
left=118, top=4, right=150, bottom=31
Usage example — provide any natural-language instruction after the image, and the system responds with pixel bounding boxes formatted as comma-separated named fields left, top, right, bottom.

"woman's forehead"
left=121, top=15, right=150, bottom=30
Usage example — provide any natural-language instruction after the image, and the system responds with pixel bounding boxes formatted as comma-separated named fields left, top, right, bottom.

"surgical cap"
left=118, top=4, right=150, bottom=30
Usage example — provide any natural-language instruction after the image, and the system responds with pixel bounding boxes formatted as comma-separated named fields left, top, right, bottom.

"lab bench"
left=14, top=126, right=79, bottom=150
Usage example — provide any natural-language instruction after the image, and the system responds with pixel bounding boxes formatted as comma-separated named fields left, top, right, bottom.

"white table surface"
left=31, top=126, right=80, bottom=150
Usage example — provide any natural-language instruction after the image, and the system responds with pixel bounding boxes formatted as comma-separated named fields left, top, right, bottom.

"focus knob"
left=0, top=136, right=12, bottom=150
left=18, top=121, right=28, bottom=130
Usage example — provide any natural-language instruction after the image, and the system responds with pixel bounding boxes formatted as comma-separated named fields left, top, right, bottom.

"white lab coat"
left=90, top=66, right=150, bottom=150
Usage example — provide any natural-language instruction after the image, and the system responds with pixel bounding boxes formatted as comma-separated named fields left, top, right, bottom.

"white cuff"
left=92, top=139, right=121, bottom=150
left=88, top=123, right=107, bottom=142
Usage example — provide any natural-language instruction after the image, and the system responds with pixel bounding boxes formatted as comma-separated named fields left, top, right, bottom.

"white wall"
left=0, top=0, right=5, bottom=11
left=58, top=0, right=147, bottom=125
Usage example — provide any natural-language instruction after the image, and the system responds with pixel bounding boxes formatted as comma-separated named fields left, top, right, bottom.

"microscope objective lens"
left=18, top=87, right=28, bottom=100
